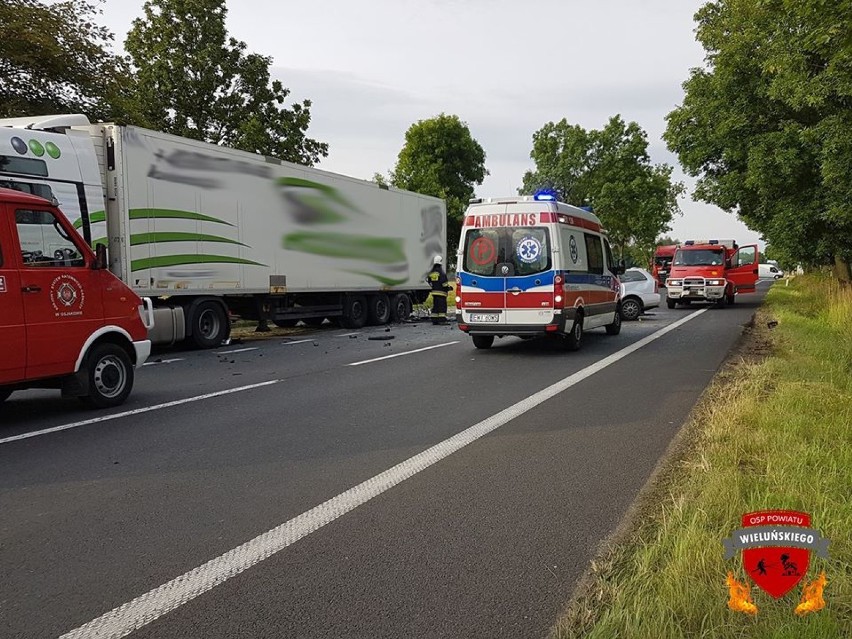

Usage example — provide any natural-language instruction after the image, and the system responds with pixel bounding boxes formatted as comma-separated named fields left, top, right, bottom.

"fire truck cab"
left=665, top=239, right=759, bottom=308
left=455, top=194, right=624, bottom=350
left=0, top=188, right=152, bottom=407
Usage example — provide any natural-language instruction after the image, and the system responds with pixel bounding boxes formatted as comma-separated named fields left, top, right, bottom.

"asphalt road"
left=0, top=284, right=770, bottom=639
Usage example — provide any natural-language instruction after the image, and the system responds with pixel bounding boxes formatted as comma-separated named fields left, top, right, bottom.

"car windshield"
left=462, top=226, right=551, bottom=277
left=673, top=249, right=725, bottom=266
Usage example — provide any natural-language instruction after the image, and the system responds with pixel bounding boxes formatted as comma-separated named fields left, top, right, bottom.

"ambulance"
left=0, top=187, right=153, bottom=408
left=455, top=194, right=624, bottom=350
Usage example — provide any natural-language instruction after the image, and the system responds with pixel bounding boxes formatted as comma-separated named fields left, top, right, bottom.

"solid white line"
left=59, top=308, right=707, bottom=639
left=281, top=339, right=314, bottom=346
left=142, top=358, right=184, bottom=367
left=0, top=381, right=281, bottom=445
left=348, top=341, right=460, bottom=366
left=336, top=332, right=361, bottom=338
left=215, top=347, right=259, bottom=355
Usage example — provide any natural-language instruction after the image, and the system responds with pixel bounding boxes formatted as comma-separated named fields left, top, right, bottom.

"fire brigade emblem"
left=49, top=274, right=85, bottom=316
left=722, top=510, right=830, bottom=615
left=57, top=282, right=77, bottom=307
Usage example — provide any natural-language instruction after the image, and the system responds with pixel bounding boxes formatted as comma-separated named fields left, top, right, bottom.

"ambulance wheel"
left=389, top=293, right=412, bottom=322
left=190, top=301, right=229, bottom=348
left=367, top=293, right=391, bottom=325
left=666, top=298, right=677, bottom=309
left=0, top=387, right=12, bottom=404
left=472, top=335, right=494, bottom=350
left=565, top=315, right=583, bottom=351
left=81, top=343, right=134, bottom=408
left=341, top=294, right=368, bottom=329
left=605, top=306, right=622, bottom=335
left=620, top=297, right=642, bottom=321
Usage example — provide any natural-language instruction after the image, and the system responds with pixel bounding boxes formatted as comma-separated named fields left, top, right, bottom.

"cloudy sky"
left=98, top=0, right=763, bottom=247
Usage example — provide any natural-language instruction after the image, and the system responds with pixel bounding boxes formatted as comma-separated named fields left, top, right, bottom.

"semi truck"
left=0, top=114, right=446, bottom=348
left=1, top=187, right=152, bottom=407
left=665, top=239, right=759, bottom=308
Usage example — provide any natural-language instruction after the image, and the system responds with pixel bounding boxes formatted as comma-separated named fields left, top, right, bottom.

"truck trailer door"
left=14, top=207, right=104, bottom=380
left=0, top=203, right=26, bottom=384
left=727, top=244, right=759, bottom=294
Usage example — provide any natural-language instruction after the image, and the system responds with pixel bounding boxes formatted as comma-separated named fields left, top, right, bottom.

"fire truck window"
left=0, top=179, right=55, bottom=202
left=15, top=209, right=85, bottom=267
left=584, top=234, right=604, bottom=274
left=736, top=246, right=756, bottom=267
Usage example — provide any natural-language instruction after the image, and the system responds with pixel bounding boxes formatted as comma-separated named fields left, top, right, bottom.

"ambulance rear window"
left=462, top=226, right=551, bottom=276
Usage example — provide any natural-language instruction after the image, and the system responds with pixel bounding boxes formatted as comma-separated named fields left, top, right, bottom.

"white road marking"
left=142, top=358, right=184, bottom=367
left=215, top=347, right=258, bottom=355
left=348, top=341, right=460, bottom=366
left=336, top=332, right=361, bottom=338
left=281, top=339, right=314, bottom=346
left=59, top=308, right=707, bottom=639
left=0, top=381, right=281, bottom=445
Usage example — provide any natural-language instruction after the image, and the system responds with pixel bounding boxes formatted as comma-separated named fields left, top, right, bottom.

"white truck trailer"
left=0, top=115, right=446, bottom=348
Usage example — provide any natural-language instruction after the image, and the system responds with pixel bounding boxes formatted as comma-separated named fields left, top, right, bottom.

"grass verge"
left=553, top=274, right=852, bottom=639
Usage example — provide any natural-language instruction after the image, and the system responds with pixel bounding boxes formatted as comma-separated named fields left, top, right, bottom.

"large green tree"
left=0, top=0, right=128, bottom=119
left=125, top=0, right=327, bottom=165
left=522, top=116, right=683, bottom=259
left=388, top=113, right=488, bottom=252
left=665, top=0, right=852, bottom=282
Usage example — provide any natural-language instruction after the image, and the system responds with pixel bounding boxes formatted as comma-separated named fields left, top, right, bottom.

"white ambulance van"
left=455, top=194, right=624, bottom=350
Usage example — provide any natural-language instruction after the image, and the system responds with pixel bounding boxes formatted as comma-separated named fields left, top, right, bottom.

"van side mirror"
left=614, top=260, right=626, bottom=275
left=94, top=243, right=107, bottom=270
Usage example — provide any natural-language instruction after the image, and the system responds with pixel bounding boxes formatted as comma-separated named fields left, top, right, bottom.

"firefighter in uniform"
left=426, top=255, right=452, bottom=324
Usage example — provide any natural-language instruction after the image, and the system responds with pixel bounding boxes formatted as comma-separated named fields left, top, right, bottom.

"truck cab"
left=0, top=188, right=152, bottom=407
left=665, top=240, right=759, bottom=308
left=652, top=244, right=677, bottom=286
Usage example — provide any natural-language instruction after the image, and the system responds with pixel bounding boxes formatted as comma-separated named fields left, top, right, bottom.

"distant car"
left=620, top=268, right=661, bottom=320
left=759, top=263, right=784, bottom=279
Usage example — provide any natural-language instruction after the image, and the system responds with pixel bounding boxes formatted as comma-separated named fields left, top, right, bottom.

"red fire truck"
left=651, top=244, right=677, bottom=286
left=0, top=188, right=152, bottom=407
left=665, top=240, right=759, bottom=308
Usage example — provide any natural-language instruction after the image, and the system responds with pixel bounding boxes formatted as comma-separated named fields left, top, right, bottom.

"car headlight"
left=667, top=279, right=682, bottom=287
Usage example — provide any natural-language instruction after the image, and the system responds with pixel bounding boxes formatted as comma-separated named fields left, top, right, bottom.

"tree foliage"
left=389, top=114, right=488, bottom=252
left=125, top=0, right=327, bottom=165
left=0, top=0, right=128, bottom=119
left=664, top=0, right=852, bottom=281
left=522, top=116, right=684, bottom=259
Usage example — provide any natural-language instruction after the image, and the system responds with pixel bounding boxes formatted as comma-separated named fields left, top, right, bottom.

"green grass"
left=554, top=275, right=852, bottom=639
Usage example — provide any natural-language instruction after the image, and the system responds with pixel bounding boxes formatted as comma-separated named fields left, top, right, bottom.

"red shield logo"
left=741, top=510, right=810, bottom=598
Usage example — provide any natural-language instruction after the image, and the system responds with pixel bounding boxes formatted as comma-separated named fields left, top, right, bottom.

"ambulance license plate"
left=469, top=313, right=500, bottom=323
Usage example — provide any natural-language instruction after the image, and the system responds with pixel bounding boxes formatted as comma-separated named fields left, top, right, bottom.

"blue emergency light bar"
left=533, top=189, right=558, bottom=201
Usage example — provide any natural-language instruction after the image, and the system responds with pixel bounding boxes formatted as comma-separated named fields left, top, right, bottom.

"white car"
left=620, top=268, right=661, bottom=320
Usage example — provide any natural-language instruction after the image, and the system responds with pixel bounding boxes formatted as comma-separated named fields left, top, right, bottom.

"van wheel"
left=341, top=294, right=368, bottom=329
left=666, top=298, right=676, bottom=309
left=472, top=335, right=494, bottom=350
left=367, top=293, right=391, bottom=325
left=389, top=293, right=412, bottom=323
left=0, top=388, right=12, bottom=404
left=190, top=301, right=229, bottom=348
left=81, top=343, right=134, bottom=408
left=605, top=306, right=622, bottom=335
left=565, top=315, right=583, bottom=351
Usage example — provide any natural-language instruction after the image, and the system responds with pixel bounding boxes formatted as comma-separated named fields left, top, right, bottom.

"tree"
left=0, top=0, right=129, bottom=119
left=125, top=0, right=327, bottom=165
left=389, top=114, right=488, bottom=252
left=664, top=0, right=852, bottom=284
left=522, top=116, right=684, bottom=260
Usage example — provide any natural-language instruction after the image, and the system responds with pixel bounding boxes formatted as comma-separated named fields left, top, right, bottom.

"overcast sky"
left=98, top=0, right=763, bottom=247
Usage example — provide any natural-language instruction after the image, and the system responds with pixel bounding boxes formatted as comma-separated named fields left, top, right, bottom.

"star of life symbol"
left=569, top=236, right=579, bottom=264
left=517, top=236, right=541, bottom=264
left=57, top=282, right=78, bottom=307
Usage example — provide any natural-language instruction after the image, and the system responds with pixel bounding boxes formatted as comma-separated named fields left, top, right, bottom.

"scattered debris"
left=767, top=320, right=779, bottom=329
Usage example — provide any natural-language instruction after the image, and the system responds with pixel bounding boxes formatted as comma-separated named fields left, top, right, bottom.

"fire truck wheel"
left=472, top=335, right=494, bottom=349
left=0, top=387, right=13, bottom=404
left=389, top=293, right=412, bottom=323
left=605, top=305, right=622, bottom=334
left=564, top=314, right=583, bottom=351
left=367, top=293, right=391, bottom=325
left=341, top=295, right=368, bottom=329
left=666, top=298, right=676, bottom=309
left=190, top=301, right=229, bottom=349
left=726, top=292, right=736, bottom=305
left=81, top=343, right=134, bottom=408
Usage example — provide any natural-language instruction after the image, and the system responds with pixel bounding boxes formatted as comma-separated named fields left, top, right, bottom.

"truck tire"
left=605, top=306, right=622, bottom=335
left=472, top=335, right=494, bottom=349
left=620, top=297, right=642, bottom=321
left=564, top=314, right=583, bottom=351
left=0, top=388, right=12, bottom=404
left=367, top=293, right=391, bottom=325
left=726, top=292, right=736, bottom=305
left=81, top=343, right=134, bottom=408
left=666, top=297, right=676, bottom=309
left=189, top=301, right=229, bottom=349
left=341, top=294, right=368, bottom=329
left=389, top=293, right=412, bottom=323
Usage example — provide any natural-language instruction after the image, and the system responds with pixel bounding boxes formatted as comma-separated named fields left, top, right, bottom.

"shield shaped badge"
left=742, top=511, right=810, bottom=598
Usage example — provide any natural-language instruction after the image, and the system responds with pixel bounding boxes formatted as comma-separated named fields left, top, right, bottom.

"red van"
left=0, top=188, right=152, bottom=407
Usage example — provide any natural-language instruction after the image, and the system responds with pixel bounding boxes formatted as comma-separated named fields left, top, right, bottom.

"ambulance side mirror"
left=94, top=243, right=108, bottom=270
left=614, top=260, right=626, bottom=275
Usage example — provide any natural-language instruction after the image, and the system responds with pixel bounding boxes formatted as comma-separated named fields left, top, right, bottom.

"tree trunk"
left=834, top=255, right=851, bottom=287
